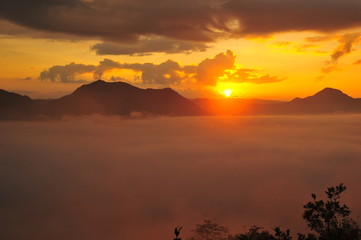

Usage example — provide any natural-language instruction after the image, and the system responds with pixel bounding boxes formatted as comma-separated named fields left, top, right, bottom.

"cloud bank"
left=2, top=0, right=361, bottom=54
left=39, top=50, right=284, bottom=87
left=1, top=115, right=361, bottom=240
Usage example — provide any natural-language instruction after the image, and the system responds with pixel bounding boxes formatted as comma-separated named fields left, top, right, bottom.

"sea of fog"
left=1, top=115, right=361, bottom=240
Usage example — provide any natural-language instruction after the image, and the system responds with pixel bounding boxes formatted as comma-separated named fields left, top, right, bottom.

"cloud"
left=317, top=32, right=361, bottom=78
left=353, top=59, right=361, bottom=65
left=39, top=50, right=284, bottom=86
left=1, top=116, right=361, bottom=240
left=2, top=0, right=361, bottom=53
left=90, top=38, right=209, bottom=56
left=39, top=62, right=96, bottom=83
left=224, top=0, right=361, bottom=36
left=330, top=33, right=361, bottom=63
left=191, top=50, right=236, bottom=86
left=123, top=60, right=184, bottom=85
left=305, top=35, right=336, bottom=43
left=227, top=68, right=284, bottom=84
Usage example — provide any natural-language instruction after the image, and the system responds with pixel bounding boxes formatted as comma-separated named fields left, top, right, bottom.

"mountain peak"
left=311, top=87, right=353, bottom=101
left=290, top=87, right=353, bottom=104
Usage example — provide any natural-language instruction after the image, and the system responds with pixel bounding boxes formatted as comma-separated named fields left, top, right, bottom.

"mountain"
left=1, top=83, right=361, bottom=120
left=0, top=89, right=33, bottom=119
left=49, top=80, right=204, bottom=116
left=281, top=87, right=361, bottom=114
left=193, top=88, right=361, bottom=115
left=0, top=80, right=205, bottom=119
left=290, top=88, right=354, bottom=103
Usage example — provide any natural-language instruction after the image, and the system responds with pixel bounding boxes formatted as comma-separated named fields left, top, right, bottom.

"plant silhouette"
left=298, top=183, right=361, bottom=240
left=185, top=184, right=360, bottom=240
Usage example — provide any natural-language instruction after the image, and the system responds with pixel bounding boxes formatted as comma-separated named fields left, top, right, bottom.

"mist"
left=1, top=115, right=361, bottom=240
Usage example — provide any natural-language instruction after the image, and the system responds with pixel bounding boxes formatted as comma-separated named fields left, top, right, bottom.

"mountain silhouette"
left=283, top=87, right=359, bottom=114
left=0, top=89, right=33, bottom=119
left=0, top=80, right=205, bottom=119
left=290, top=88, right=353, bottom=104
left=50, top=80, right=204, bottom=116
left=1, top=83, right=361, bottom=120
left=193, top=87, right=361, bottom=115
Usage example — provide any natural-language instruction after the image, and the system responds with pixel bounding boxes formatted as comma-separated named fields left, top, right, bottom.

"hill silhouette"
left=1, top=82, right=361, bottom=120
left=0, top=80, right=205, bottom=119
left=194, top=87, right=361, bottom=115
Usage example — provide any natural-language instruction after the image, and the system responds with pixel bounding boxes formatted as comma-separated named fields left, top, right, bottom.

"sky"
left=1, top=115, right=361, bottom=240
left=1, top=0, right=361, bottom=100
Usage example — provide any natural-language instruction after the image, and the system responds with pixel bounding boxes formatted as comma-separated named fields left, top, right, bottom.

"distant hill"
left=193, top=87, right=361, bottom=115
left=279, top=87, right=361, bottom=114
left=0, top=89, right=33, bottom=119
left=1, top=82, right=361, bottom=120
left=0, top=80, right=205, bottom=119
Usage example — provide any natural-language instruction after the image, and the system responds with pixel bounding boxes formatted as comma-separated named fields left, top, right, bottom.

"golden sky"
left=1, top=0, right=361, bottom=100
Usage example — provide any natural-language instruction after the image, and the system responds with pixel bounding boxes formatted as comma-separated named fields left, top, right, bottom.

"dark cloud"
left=39, top=62, right=96, bottom=83
left=90, top=38, right=209, bottom=56
left=330, top=33, right=361, bottom=63
left=2, top=0, right=361, bottom=55
left=319, top=32, right=361, bottom=78
left=39, top=50, right=284, bottom=85
left=224, top=0, right=361, bottom=36
left=123, top=60, right=184, bottom=85
left=1, top=116, right=361, bottom=240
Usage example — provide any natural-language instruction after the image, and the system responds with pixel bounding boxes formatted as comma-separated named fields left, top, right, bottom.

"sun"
left=222, top=89, right=233, bottom=97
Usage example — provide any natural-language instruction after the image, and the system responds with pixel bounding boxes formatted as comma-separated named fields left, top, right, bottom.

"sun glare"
left=223, top=89, right=233, bottom=97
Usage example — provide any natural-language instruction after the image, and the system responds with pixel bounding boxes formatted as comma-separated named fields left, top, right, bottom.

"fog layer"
left=1, top=115, right=361, bottom=240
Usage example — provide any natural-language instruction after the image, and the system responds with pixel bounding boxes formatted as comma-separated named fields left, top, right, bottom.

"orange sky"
left=1, top=0, right=361, bottom=100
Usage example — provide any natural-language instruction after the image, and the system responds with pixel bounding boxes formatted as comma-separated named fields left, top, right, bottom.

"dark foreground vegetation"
left=184, top=184, right=360, bottom=240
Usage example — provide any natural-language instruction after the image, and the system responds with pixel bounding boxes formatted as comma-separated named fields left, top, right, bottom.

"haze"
left=1, top=115, right=361, bottom=240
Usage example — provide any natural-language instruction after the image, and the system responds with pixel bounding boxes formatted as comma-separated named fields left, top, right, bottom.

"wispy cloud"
left=316, top=33, right=361, bottom=79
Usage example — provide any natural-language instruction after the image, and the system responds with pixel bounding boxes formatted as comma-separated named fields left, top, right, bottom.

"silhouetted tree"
left=188, top=184, right=360, bottom=240
left=190, top=220, right=234, bottom=240
left=236, top=226, right=291, bottom=240
left=298, top=183, right=361, bottom=240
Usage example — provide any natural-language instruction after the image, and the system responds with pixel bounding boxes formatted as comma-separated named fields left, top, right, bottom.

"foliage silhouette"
left=189, top=220, right=233, bottom=240
left=187, top=184, right=360, bottom=240
left=298, top=183, right=361, bottom=240
left=236, top=226, right=291, bottom=240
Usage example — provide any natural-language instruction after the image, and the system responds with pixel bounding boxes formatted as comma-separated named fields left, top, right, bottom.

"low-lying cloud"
left=1, top=115, right=361, bottom=240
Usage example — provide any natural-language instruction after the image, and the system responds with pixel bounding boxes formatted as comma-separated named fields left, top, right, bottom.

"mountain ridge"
left=1, top=82, right=361, bottom=119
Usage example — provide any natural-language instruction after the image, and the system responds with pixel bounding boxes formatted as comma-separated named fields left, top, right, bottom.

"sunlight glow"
left=223, top=89, right=233, bottom=97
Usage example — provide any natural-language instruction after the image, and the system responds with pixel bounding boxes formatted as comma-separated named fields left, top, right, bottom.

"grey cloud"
left=1, top=115, right=361, bottom=240
left=122, top=60, right=184, bottom=85
left=2, top=0, right=361, bottom=50
left=224, top=0, right=361, bottom=36
left=330, top=33, right=361, bottom=63
left=90, top=38, right=209, bottom=56
left=319, top=32, right=361, bottom=78
left=39, top=62, right=96, bottom=83
left=39, top=50, right=284, bottom=85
